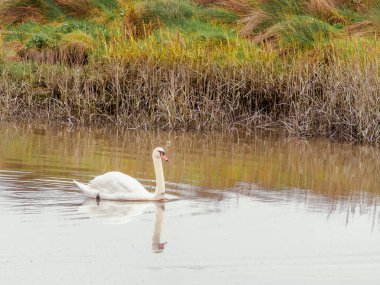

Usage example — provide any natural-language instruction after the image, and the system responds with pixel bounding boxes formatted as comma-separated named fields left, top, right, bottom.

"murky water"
left=0, top=123, right=379, bottom=285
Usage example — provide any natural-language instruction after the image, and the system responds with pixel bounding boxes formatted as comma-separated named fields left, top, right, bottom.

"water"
left=0, top=123, right=379, bottom=284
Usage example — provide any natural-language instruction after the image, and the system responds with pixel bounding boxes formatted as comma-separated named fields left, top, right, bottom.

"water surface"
left=0, top=124, right=379, bottom=284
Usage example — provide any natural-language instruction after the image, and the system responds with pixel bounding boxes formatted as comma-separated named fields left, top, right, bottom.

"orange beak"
left=160, top=152, right=169, bottom=162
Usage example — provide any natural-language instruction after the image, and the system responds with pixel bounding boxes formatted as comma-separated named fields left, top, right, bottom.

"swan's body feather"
left=74, top=171, right=157, bottom=201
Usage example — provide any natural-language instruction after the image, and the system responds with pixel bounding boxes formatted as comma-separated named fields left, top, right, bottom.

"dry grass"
left=18, top=46, right=90, bottom=65
left=0, top=0, right=46, bottom=24
left=239, top=10, right=270, bottom=37
left=215, top=0, right=253, bottom=16
left=122, top=5, right=159, bottom=38
left=347, top=20, right=377, bottom=36
left=194, top=0, right=253, bottom=16
left=2, top=38, right=380, bottom=143
left=305, top=0, right=346, bottom=24
left=55, top=0, right=91, bottom=17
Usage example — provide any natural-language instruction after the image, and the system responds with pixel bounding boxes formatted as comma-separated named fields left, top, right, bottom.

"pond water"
left=0, top=124, right=379, bottom=285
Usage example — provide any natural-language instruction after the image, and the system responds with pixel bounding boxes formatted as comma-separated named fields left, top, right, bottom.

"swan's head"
left=152, top=147, right=169, bottom=162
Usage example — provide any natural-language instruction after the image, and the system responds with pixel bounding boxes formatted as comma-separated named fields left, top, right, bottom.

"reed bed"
left=1, top=35, right=380, bottom=143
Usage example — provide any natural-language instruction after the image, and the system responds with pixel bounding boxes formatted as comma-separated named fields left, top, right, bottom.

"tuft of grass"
left=347, top=20, right=377, bottom=36
left=198, top=7, right=239, bottom=24
left=55, top=0, right=92, bottom=17
left=90, top=0, right=119, bottom=12
left=305, top=0, right=346, bottom=24
left=26, top=32, right=55, bottom=48
left=273, top=15, right=338, bottom=50
left=239, top=9, right=271, bottom=37
left=59, top=30, right=95, bottom=49
left=211, top=0, right=254, bottom=17
left=261, top=0, right=305, bottom=18
left=0, top=0, right=48, bottom=24
left=138, top=0, right=196, bottom=26
left=57, top=31, right=94, bottom=65
left=0, top=0, right=119, bottom=24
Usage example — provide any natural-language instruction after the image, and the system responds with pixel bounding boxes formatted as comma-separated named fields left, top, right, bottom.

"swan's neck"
left=153, top=156, right=165, bottom=196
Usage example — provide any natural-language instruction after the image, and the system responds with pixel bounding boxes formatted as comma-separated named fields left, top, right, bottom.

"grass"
left=0, top=0, right=380, bottom=143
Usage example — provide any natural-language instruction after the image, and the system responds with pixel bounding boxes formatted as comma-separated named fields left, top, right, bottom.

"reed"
left=0, top=34, right=379, bottom=143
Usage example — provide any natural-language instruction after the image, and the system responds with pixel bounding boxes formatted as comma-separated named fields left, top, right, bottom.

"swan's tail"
left=73, top=180, right=99, bottom=199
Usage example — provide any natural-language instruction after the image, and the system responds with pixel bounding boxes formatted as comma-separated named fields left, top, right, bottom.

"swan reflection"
left=79, top=199, right=166, bottom=253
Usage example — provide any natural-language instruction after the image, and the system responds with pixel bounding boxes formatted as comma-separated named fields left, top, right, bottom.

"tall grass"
left=1, top=34, right=380, bottom=143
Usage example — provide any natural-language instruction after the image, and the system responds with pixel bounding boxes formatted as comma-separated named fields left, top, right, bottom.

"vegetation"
left=0, top=0, right=380, bottom=142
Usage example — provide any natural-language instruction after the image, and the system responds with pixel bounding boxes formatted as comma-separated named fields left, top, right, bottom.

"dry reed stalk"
left=18, top=38, right=91, bottom=65
left=1, top=42, right=380, bottom=143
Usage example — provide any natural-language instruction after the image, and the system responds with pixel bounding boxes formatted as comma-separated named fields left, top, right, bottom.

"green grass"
left=274, top=15, right=339, bottom=50
left=1, top=0, right=379, bottom=56
left=198, top=7, right=239, bottom=24
left=91, top=0, right=119, bottom=12
left=138, top=0, right=196, bottom=25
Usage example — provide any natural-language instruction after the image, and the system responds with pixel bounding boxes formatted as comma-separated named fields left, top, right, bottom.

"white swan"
left=74, top=147, right=169, bottom=201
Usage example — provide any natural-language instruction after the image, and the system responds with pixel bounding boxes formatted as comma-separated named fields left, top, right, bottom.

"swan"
left=73, top=147, right=169, bottom=201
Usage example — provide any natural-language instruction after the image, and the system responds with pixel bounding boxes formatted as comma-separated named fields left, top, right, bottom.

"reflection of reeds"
left=1, top=124, right=380, bottom=205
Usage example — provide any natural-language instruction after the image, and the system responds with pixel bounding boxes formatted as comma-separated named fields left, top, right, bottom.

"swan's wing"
left=74, top=180, right=99, bottom=198
left=88, top=171, right=150, bottom=195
